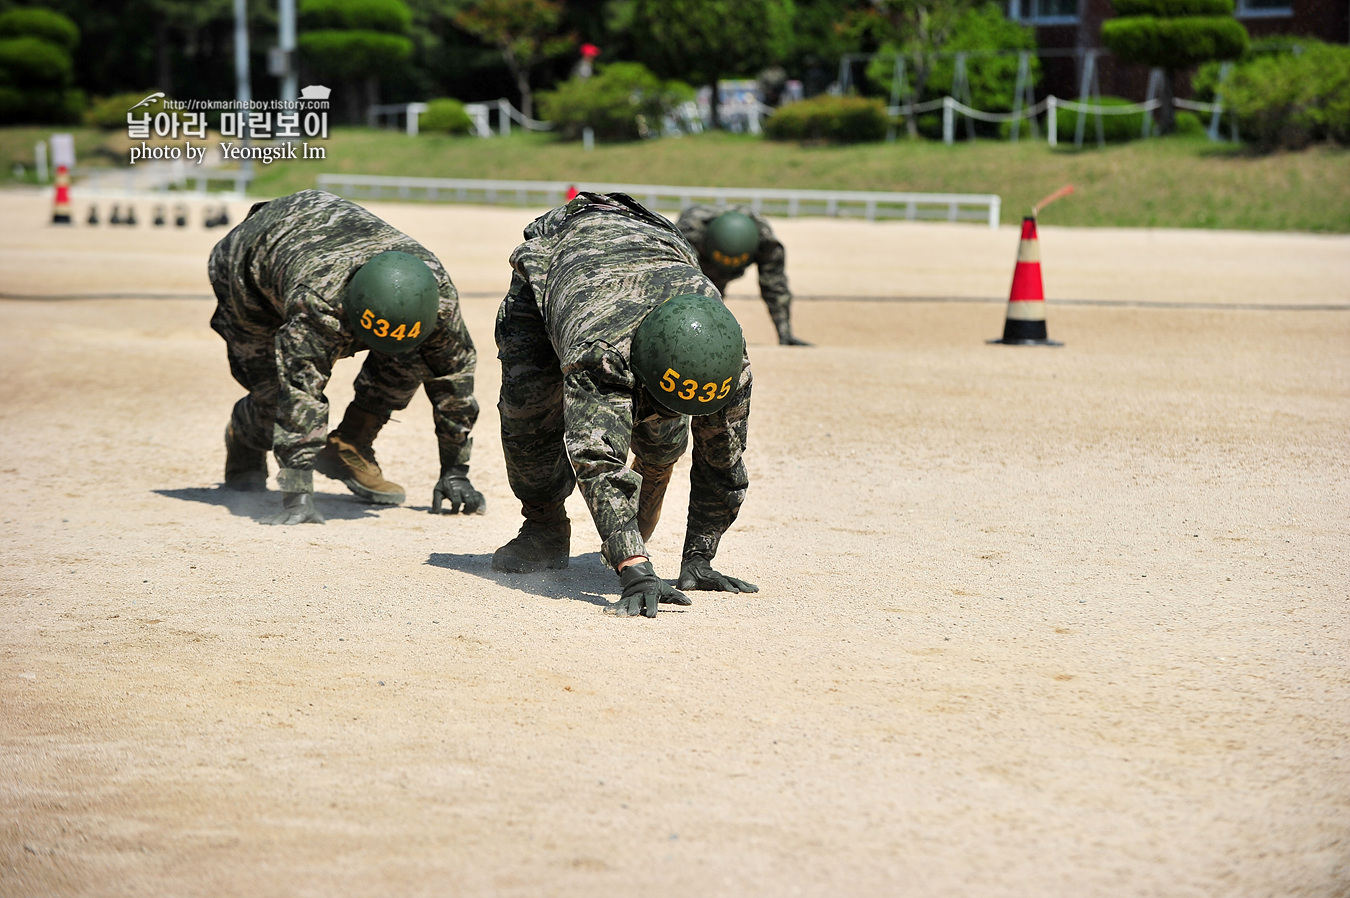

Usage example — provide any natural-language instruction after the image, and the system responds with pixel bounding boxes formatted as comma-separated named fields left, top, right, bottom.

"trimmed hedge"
left=298, top=29, right=413, bottom=82
left=299, top=0, right=412, bottom=32
left=0, top=36, right=72, bottom=88
left=419, top=98, right=473, bottom=135
left=1111, top=0, right=1233, bottom=16
left=0, top=7, right=79, bottom=52
left=1101, top=16, right=1249, bottom=70
left=764, top=95, right=889, bottom=143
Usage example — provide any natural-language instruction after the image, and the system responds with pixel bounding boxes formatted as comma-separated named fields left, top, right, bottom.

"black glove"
left=677, top=556, right=758, bottom=593
left=432, top=465, right=485, bottom=515
left=610, top=561, right=691, bottom=618
left=262, top=491, right=325, bottom=525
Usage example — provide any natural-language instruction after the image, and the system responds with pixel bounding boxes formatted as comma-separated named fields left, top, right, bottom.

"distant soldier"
left=675, top=204, right=811, bottom=346
left=494, top=192, right=758, bottom=617
left=209, top=189, right=484, bottom=524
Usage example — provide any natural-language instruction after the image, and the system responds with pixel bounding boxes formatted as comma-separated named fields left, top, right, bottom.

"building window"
left=1005, top=0, right=1079, bottom=23
left=1235, top=0, right=1292, bottom=16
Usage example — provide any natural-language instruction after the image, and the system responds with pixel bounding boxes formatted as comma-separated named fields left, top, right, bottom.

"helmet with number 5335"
left=343, top=251, right=440, bottom=354
left=630, top=293, right=745, bottom=416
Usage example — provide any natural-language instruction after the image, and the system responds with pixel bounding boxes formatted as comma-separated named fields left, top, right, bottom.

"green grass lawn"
left=5, top=125, right=1348, bottom=232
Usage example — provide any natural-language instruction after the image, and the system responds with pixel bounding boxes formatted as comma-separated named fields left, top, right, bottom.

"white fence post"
left=1047, top=96, right=1058, bottom=148
left=406, top=102, right=427, bottom=136
left=942, top=96, right=954, bottom=145
left=498, top=99, right=511, bottom=136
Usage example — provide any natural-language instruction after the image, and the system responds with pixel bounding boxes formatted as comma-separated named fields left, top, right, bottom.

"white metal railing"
left=314, top=173, right=1002, bottom=227
left=74, top=163, right=252, bottom=200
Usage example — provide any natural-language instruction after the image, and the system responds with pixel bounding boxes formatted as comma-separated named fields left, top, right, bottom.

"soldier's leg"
left=209, top=241, right=279, bottom=489
left=630, top=410, right=690, bottom=542
left=313, top=352, right=424, bottom=504
left=492, top=277, right=572, bottom=571
left=767, top=299, right=810, bottom=346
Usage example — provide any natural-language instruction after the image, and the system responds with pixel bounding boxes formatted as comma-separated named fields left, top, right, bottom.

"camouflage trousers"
left=494, top=279, right=688, bottom=522
left=208, top=235, right=433, bottom=455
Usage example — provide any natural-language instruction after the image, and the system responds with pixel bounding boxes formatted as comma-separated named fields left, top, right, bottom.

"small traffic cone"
left=51, top=165, right=72, bottom=224
left=216, top=205, right=229, bottom=227
left=125, top=205, right=137, bottom=226
left=87, top=205, right=99, bottom=226
left=174, top=204, right=187, bottom=228
left=989, top=216, right=1061, bottom=347
left=565, top=184, right=579, bottom=201
left=153, top=204, right=165, bottom=226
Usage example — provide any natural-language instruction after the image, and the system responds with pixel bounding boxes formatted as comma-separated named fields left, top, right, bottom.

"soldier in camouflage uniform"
left=675, top=204, right=811, bottom=346
left=208, top=189, right=483, bottom=524
left=494, top=192, right=758, bottom=617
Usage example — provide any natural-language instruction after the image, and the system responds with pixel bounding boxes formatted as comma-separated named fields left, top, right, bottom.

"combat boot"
left=223, top=423, right=268, bottom=491
left=493, top=504, right=571, bottom=572
left=314, top=403, right=406, bottom=504
left=634, top=458, right=674, bottom=541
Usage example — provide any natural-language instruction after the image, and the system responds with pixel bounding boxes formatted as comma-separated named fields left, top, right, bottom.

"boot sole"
left=314, top=454, right=404, bottom=504
left=338, top=477, right=405, bottom=505
left=491, top=552, right=569, bottom=573
left=223, top=474, right=267, bottom=492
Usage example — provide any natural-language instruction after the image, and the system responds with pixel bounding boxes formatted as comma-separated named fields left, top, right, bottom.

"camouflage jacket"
left=674, top=204, right=791, bottom=311
left=511, top=193, right=753, bottom=568
left=214, top=189, right=477, bottom=481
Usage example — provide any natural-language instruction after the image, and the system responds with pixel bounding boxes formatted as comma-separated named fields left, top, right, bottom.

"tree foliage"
left=0, top=7, right=81, bottom=123
left=630, top=0, right=794, bottom=129
left=299, top=0, right=414, bottom=120
left=453, top=0, right=573, bottom=120
left=861, top=0, right=982, bottom=137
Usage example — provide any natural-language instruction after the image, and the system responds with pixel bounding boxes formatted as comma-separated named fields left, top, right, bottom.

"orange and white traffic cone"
left=989, top=215, right=1061, bottom=346
left=51, top=165, right=72, bottom=225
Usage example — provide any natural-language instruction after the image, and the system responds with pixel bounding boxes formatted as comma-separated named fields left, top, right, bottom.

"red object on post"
left=565, top=184, right=579, bottom=201
left=51, top=165, right=72, bottom=225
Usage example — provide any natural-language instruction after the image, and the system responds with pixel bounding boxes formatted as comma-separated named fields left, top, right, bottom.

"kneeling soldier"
left=209, top=189, right=483, bottom=524
left=495, top=192, right=758, bottom=618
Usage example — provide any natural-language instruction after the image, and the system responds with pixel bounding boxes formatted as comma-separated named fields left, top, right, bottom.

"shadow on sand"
left=154, top=486, right=391, bottom=523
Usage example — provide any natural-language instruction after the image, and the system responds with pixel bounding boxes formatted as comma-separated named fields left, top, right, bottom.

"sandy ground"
left=1, top=189, right=1347, bottom=897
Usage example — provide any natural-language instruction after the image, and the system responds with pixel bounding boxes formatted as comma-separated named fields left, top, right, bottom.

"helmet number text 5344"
left=360, top=307, right=420, bottom=342
left=659, top=367, right=733, bottom=403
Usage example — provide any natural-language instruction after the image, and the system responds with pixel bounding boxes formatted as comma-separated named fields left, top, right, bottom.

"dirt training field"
left=1, top=189, right=1347, bottom=897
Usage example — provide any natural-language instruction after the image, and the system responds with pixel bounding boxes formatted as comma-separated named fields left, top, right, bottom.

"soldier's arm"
left=417, top=288, right=480, bottom=470
left=683, top=354, right=752, bottom=563
left=272, top=286, right=344, bottom=490
left=560, top=341, right=646, bottom=570
left=754, top=220, right=792, bottom=314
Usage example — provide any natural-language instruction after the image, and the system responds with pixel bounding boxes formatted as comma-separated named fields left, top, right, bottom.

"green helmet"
left=706, top=211, right=759, bottom=269
left=631, top=294, right=745, bottom=416
left=343, top=251, right=439, bottom=354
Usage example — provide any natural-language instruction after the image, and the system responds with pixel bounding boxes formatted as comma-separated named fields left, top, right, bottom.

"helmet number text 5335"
left=659, top=367, right=733, bottom=403
left=360, top=308, right=420, bottom=342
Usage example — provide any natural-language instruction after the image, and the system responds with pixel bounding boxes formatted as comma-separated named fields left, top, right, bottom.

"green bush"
left=1219, top=41, right=1350, bottom=149
left=0, top=7, right=79, bottom=52
left=1051, top=96, right=1152, bottom=142
left=764, top=95, right=889, bottom=143
left=1101, top=16, right=1248, bottom=70
left=419, top=98, right=472, bottom=135
left=538, top=62, right=694, bottom=142
left=299, top=29, right=413, bottom=82
left=84, top=90, right=170, bottom=129
left=299, top=0, right=412, bottom=32
left=0, top=35, right=72, bottom=88
left=1111, top=0, right=1233, bottom=15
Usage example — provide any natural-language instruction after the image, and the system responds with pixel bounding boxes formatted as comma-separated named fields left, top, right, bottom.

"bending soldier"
left=675, top=204, right=811, bottom=346
left=209, top=189, right=483, bottom=524
left=494, top=192, right=759, bottom=618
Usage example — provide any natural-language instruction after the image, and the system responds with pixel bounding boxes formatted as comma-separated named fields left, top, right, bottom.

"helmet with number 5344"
left=343, top=251, right=440, bottom=354
left=631, top=293, right=745, bottom=416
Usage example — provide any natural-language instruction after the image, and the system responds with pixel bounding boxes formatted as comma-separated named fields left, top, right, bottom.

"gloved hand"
left=432, top=465, right=485, bottom=515
left=610, top=560, right=691, bottom=618
left=262, top=491, right=325, bottom=525
left=677, top=555, right=758, bottom=593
